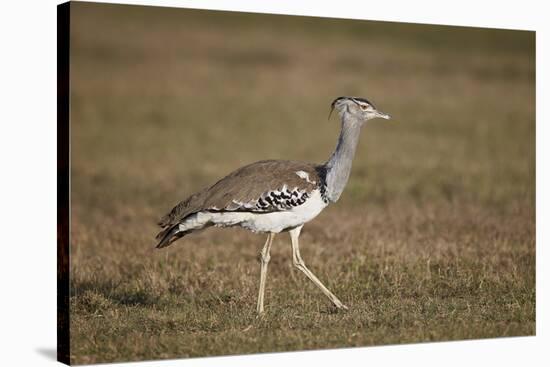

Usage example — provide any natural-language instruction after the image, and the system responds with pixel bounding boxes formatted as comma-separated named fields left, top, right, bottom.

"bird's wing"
left=157, top=160, right=324, bottom=229
left=202, top=159, right=323, bottom=212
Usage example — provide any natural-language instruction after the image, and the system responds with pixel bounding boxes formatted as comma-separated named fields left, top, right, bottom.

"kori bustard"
left=155, top=96, right=391, bottom=313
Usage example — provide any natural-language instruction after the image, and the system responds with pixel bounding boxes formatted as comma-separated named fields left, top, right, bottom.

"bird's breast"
left=239, top=189, right=328, bottom=233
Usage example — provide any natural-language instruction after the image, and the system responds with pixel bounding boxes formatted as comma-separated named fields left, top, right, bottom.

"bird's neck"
left=324, top=116, right=362, bottom=203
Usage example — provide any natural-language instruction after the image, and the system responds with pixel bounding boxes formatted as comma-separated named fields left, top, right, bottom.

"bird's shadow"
left=36, top=348, right=57, bottom=361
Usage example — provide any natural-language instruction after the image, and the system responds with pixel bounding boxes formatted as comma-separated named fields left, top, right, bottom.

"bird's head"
left=329, top=96, right=391, bottom=125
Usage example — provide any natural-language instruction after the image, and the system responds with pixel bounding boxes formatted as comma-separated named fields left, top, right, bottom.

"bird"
left=155, top=96, right=391, bottom=314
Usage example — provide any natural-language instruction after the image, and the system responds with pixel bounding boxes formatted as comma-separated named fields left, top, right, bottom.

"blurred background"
left=69, top=2, right=535, bottom=364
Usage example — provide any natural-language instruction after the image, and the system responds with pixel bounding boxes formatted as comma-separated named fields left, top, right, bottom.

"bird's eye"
left=360, top=104, right=369, bottom=111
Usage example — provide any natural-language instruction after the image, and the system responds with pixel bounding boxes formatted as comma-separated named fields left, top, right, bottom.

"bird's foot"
left=334, top=301, right=349, bottom=311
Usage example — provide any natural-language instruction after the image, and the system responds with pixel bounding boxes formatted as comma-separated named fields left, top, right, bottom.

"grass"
left=69, top=2, right=535, bottom=365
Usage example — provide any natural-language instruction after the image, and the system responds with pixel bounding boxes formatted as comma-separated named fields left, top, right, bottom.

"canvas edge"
left=57, top=1, right=71, bottom=365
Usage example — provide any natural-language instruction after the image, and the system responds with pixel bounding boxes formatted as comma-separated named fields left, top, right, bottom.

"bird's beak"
left=375, top=110, right=391, bottom=120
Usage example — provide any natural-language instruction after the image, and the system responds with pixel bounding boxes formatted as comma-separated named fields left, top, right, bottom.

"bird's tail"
left=154, top=225, right=187, bottom=249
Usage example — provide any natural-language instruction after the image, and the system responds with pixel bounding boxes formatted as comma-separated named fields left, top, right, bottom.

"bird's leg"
left=256, top=232, right=275, bottom=314
left=289, top=226, right=348, bottom=310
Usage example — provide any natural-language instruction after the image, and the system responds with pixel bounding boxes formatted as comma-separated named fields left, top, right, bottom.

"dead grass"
left=68, top=2, right=535, bottom=365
